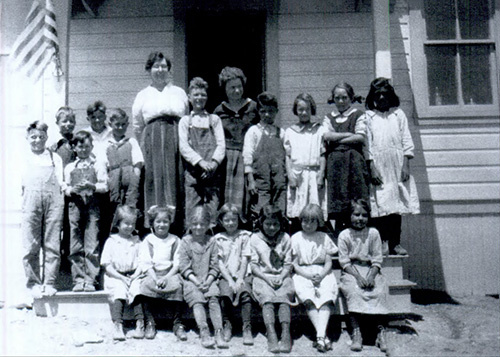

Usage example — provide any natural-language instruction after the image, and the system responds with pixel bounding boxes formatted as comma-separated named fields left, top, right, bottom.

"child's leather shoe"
left=215, top=329, right=229, bottom=349
left=199, top=327, right=215, bottom=348
left=350, top=327, right=363, bottom=351
left=145, top=321, right=156, bottom=339
left=376, top=326, right=388, bottom=352
left=131, top=319, right=145, bottom=339
left=113, top=322, right=126, bottom=341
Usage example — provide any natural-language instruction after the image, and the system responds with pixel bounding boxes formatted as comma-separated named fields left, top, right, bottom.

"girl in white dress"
left=100, top=206, right=143, bottom=341
left=284, top=93, right=327, bottom=233
left=364, top=78, right=420, bottom=255
left=291, top=203, right=338, bottom=352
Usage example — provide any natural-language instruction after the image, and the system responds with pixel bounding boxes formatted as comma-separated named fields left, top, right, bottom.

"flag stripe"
left=10, top=0, right=61, bottom=81
left=11, top=11, right=45, bottom=58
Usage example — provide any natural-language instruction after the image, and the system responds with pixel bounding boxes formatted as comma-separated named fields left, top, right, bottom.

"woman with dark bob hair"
left=132, top=51, right=189, bottom=235
left=214, top=67, right=259, bottom=224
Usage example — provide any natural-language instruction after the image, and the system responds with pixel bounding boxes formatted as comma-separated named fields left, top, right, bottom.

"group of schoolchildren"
left=21, top=72, right=419, bottom=353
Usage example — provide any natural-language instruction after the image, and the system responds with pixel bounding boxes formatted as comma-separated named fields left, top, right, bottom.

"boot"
left=376, top=326, right=388, bottom=352
left=113, top=322, right=126, bottom=341
left=222, top=321, right=232, bottom=342
left=215, top=329, right=229, bottom=349
left=350, top=327, right=362, bottom=351
left=173, top=323, right=188, bottom=341
left=144, top=321, right=156, bottom=340
left=265, top=323, right=280, bottom=353
left=131, top=319, right=145, bottom=339
left=279, top=322, right=292, bottom=353
left=199, top=327, right=215, bottom=349
left=242, top=322, right=254, bottom=346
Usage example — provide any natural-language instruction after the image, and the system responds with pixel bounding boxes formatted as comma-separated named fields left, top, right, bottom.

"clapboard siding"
left=405, top=215, right=500, bottom=296
left=68, top=14, right=175, bottom=125
left=277, top=10, right=374, bottom=127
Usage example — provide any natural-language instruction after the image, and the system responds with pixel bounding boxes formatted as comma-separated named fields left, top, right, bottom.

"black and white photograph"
left=0, top=0, right=499, bottom=355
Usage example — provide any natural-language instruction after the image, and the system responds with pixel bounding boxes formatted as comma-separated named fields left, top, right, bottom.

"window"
left=410, top=0, right=499, bottom=118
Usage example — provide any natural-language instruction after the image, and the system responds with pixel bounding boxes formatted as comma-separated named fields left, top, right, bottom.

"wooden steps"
left=33, top=255, right=416, bottom=318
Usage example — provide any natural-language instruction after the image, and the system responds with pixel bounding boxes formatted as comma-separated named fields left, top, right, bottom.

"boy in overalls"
left=62, top=131, right=108, bottom=292
left=243, top=92, right=287, bottom=226
left=179, top=77, right=226, bottom=226
left=22, top=121, right=64, bottom=297
left=105, top=108, right=144, bottom=220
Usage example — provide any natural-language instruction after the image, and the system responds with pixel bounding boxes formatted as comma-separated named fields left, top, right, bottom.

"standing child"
left=105, top=108, right=144, bottom=218
left=49, top=106, right=76, bottom=167
left=284, top=93, right=327, bottom=233
left=323, top=83, right=369, bottom=236
left=178, top=206, right=228, bottom=349
left=338, top=199, right=389, bottom=352
left=136, top=206, right=187, bottom=341
left=214, top=203, right=254, bottom=345
left=291, top=204, right=338, bottom=352
left=49, top=107, right=77, bottom=279
left=83, top=100, right=112, bottom=161
left=21, top=121, right=64, bottom=297
left=63, top=130, right=108, bottom=292
left=364, top=78, right=420, bottom=255
left=243, top=92, right=286, bottom=225
left=100, top=206, right=144, bottom=341
left=249, top=205, right=295, bottom=353
left=179, top=77, right=226, bottom=226
left=214, top=67, right=259, bottom=221
left=84, top=101, right=113, bottom=250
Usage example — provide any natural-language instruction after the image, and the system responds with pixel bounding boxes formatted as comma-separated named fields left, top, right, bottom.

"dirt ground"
left=1, top=294, right=499, bottom=356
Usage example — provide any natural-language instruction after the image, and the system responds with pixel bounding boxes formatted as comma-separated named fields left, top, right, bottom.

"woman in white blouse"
left=132, top=52, right=189, bottom=235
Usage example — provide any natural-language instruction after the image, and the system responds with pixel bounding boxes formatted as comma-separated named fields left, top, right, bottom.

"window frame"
left=409, top=0, right=500, bottom=119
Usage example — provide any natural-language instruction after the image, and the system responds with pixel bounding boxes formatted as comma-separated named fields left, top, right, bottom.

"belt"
left=147, top=114, right=179, bottom=125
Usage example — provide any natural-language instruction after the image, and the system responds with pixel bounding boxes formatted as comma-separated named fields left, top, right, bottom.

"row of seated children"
left=101, top=201, right=389, bottom=353
left=23, top=78, right=418, bottom=308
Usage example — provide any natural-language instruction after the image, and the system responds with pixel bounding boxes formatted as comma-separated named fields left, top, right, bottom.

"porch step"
left=33, top=256, right=416, bottom=318
left=33, top=291, right=110, bottom=319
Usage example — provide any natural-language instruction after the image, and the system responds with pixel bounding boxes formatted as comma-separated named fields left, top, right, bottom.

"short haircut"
left=108, top=108, right=128, bottom=123
left=327, top=82, right=364, bottom=104
left=299, top=203, right=325, bottom=228
left=147, top=205, right=175, bottom=228
left=293, top=92, right=317, bottom=116
left=188, top=77, right=209, bottom=92
left=111, top=205, right=138, bottom=232
left=217, top=203, right=242, bottom=227
left=218, top=66, right=247, bottom=87
left=365, top=77, right=400, bottom=110
left=348, top=199, right=371, bottom=218
left=257, top=204, right=285, bottom=232
left=86, top=100, right=106, bottom=117
left=145, top=51, right=172, bottom=72
left=55, top=106, right=76, bottom=123
left=188, top=205, right=211, bottom=227
left=256, top=92, right=278, bottom=110
left=26, top=120, right=48, bottom=134
left=72, top=130, right=93, bottom=145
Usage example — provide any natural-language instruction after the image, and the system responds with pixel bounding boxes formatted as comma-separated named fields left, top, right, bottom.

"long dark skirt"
left=141, top=117, right=184, bottom=234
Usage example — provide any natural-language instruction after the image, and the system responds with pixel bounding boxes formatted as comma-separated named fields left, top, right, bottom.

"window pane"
left=426, top=45, right=458, bottom=105
left=460, top=45, right=493, bottom=104
left=425, top=0, right=456, bottom=40
left=458, top=0, right=490, bottom=39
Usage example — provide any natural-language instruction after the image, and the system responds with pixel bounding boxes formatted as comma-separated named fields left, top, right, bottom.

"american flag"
left=10, top=0, right=63, bottom=81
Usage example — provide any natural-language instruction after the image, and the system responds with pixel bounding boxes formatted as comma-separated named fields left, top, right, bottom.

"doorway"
left=186, top=11, right=266, bottom=112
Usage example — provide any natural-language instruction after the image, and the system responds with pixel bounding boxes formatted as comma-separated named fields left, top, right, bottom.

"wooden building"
left=1, top=0, right=499, bottom=298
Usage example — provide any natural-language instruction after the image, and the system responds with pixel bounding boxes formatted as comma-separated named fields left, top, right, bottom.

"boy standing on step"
left=21, top=121, right=64, bottom=297
left=63, top=130, right=108, bottom=292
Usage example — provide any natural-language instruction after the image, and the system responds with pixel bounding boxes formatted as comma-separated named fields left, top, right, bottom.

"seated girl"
left=338, top=199, right=389, bottom=352
left=291, top=203, right=338, bottom=352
